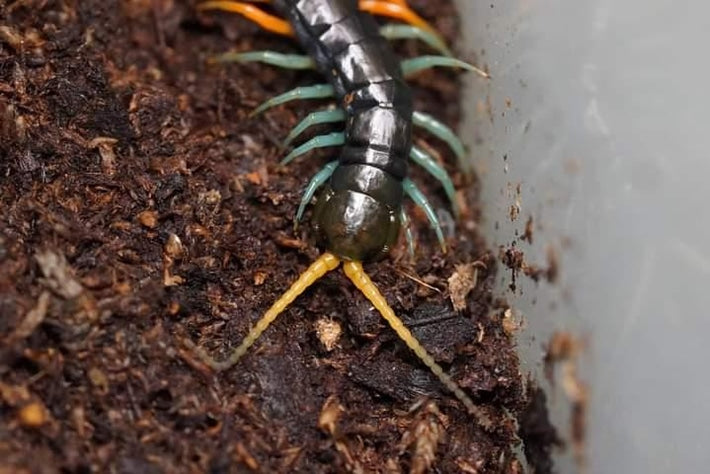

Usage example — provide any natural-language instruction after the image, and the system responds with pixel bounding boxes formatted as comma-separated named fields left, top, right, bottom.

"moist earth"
left=0, top=1, right=555, bottom=472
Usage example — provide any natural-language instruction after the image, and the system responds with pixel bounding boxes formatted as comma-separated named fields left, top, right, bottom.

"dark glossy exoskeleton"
left=200, top=0, right=482, bottom=260
left=272, top=0, right=411, bottom=261
left=192, top=0, right=493, bottom=427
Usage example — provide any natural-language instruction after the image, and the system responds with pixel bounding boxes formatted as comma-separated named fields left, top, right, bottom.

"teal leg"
left=401, top=56, right=489, bottom=79
left=379, top=24, right=452, bottom=57
left=281, top=132, right=345, bottom=165
left=410, top=146, right=459, bottom=217
left=412, top=111, right=466, bottom=166
left=284, top=108, right=347, bottom=146
left=403, top=179, right=446, bottom=253
left=399, top=208, right=416, bottom=258
left=213, top=51, right=316, bottom=69
left=251, top=84, right=335, bottom=117
left=295, top=161, right=339, bottom=227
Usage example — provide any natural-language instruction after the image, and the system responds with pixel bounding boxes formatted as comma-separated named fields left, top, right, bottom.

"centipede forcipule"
left=191, top=0, right=492, bottom=428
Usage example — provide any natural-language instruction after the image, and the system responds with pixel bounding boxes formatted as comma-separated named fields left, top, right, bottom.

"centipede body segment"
left=195, top=0, right=491, bottom=427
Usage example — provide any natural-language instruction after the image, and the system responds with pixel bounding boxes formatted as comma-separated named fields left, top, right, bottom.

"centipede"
left=192, top=0, right=492, bottom=428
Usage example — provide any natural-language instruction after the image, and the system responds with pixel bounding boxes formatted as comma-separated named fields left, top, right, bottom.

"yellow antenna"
left=191, top=253, right=490, bottom=427
left=194, top=252, right=340, bottom=371
left=343, top=261, right=492, bottom=429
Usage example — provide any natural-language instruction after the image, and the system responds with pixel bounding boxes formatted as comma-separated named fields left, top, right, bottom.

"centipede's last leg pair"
left=192, top=0, right=493, bottom=429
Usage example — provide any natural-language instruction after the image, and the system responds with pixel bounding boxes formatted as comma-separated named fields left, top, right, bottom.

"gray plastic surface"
left=455, top=1, right=710, bottom=472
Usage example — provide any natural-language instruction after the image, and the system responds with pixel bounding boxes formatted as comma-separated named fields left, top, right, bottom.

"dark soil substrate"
left=0, top=1, right=552, bottom=472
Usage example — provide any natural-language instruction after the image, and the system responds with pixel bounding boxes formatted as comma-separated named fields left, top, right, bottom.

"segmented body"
left=272, top=0, right=411, bottom=262
left=193, top=0, right=493, bottom=427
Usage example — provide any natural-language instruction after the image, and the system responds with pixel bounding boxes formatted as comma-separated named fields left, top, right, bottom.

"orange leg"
left=197, top=1, right=294, bottom=37
left=199, top=1, right=439, bottom=40
left=359, top=0, right=438, bottom=34
left=245, top=0, right=410, bottom=7
left=244, top=0, right=410, bottom=7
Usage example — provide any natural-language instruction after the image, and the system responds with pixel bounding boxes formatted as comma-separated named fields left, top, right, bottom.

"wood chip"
left=35, top=250, right=84, bottom=299
left=137, top=209, right=158, bottom=228
left=18, top=402, right=48, bottom=428
left=6, top=291, right=50, bottom=343
left=447, top=263, right=478, bottom=311
left=315, top=318, right=342, bottom=352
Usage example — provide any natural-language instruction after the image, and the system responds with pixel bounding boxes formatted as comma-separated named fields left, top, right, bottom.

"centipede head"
left=313, top=186, right=400, bottom=262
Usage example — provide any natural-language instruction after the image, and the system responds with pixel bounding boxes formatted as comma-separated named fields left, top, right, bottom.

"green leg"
left=284, top=108, right=347, bottom=146
left=295, top=161, right=339, bottom=227
left=412, top=111, right=466, bottom=166
left=403, top=179, right=446, bottom=253
left=281, top=132, right=345, bottom=165
left=399, top=208, right=416, bottom=258
left=410, top=146, right=459, bottom=217
left=251, top=84, right=335, bottom=117
left=379, top=24, right=452, bottom=57
left=213, top=51, right=316, bottom=69
left=401, top=56, right=489, bottom=79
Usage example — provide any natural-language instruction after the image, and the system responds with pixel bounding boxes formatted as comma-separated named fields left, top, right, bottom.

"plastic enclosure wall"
left=455, top=1, right=709, bottom=473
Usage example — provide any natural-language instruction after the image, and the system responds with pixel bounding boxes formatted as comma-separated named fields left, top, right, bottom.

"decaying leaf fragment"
left=399, top=400, right=447, bottom=474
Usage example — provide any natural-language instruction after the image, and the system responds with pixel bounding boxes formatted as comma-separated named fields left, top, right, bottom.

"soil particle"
left=518, top=383, right=563, bottom=474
